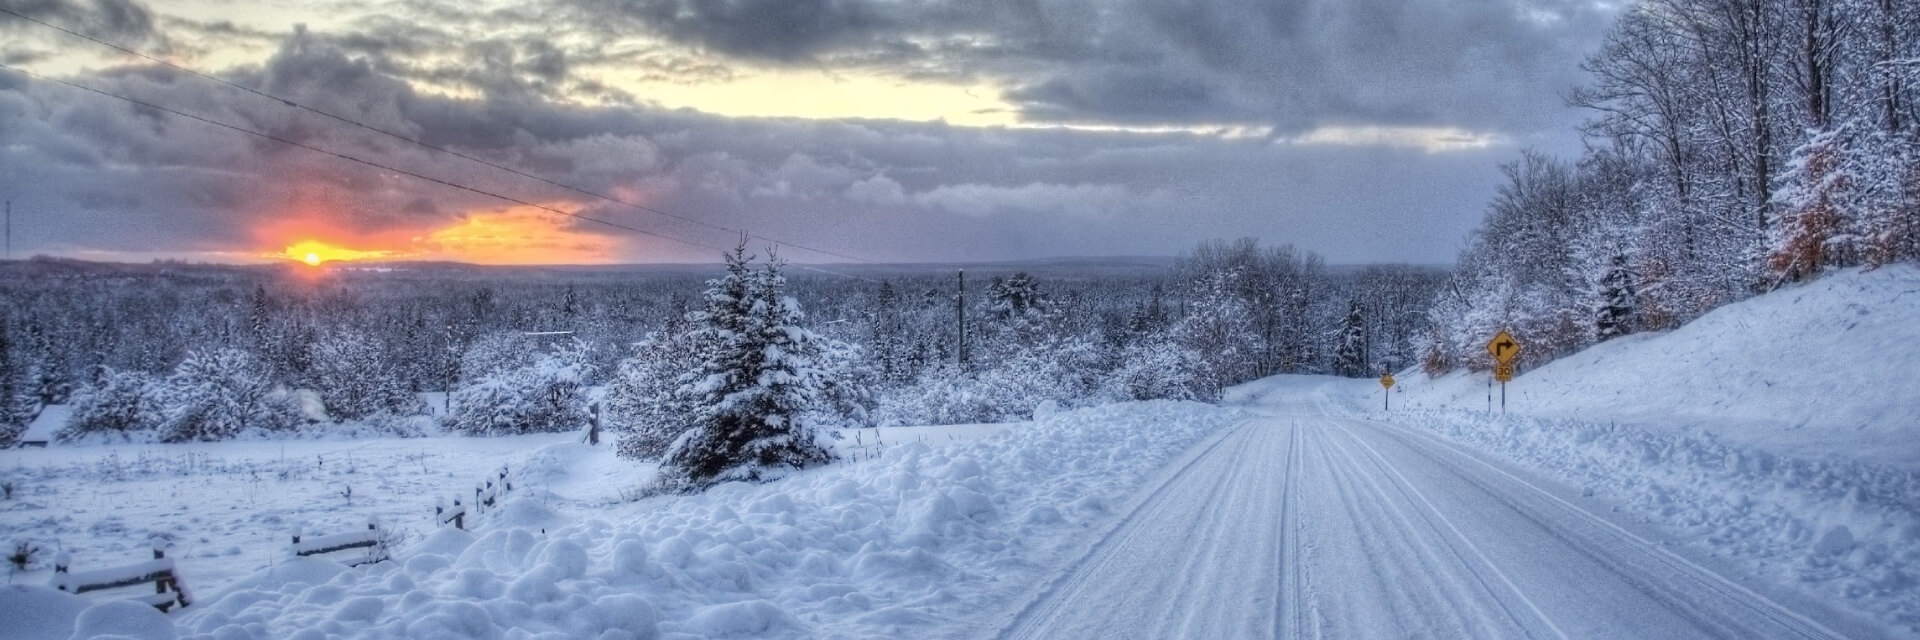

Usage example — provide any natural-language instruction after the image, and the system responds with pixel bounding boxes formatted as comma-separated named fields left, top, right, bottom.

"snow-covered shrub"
left=156, top=347, right=305, bottom=442
left=805, top=338, right=876, bottom=430
left=1105, top=338, right=1209, bottom=402
left=609, top=330, right=706, bottom=460
left=57, top=367, right=161, bottom=442
left=310, top=329, right=424, bottom=421
left=8, top=539, right=40, bottom=571
left=873, top=338, right=1112, bottom=428
left=872, top=364, right=1000, bottom=427
left=459, top=332, right=537, bottom=383
left=445, top=341, right=595, bottom=436
left=652, top=247, right=843, bottom=493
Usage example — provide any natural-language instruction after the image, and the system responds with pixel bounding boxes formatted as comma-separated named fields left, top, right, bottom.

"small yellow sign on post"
left=1486, top=330, right=1522, bottom=364
left=1380, top=374, right=1395, bottom=389
left=1494, top=362, right=1515, bottom=382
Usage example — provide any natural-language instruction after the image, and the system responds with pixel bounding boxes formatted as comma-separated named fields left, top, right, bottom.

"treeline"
left=1426, top=0, right=1918, bottom=371
left=0, top=246, right=1442, bottom=446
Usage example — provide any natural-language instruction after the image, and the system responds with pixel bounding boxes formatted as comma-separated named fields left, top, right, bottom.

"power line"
left=0, top=60, right=742, bottom=257
left=0, top=6, right=870, bottom=264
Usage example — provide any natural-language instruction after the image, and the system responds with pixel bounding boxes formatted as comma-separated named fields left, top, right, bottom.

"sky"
left=0, top=0, right=1621, bottom=266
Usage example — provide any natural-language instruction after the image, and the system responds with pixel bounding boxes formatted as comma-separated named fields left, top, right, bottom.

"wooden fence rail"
left=437, top=465, right=513, bottom=531
left=292, top=518, right=387, bottom=567
left=51, top=544, right=193, bottom=612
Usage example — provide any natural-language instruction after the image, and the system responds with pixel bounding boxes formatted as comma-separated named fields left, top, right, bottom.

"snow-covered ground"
left=1393, top=264, right=1920, bottom=470
left=2, top=403, right=1244, bottom=639
left=4, top=266, right=1915, bottom=639
left=1290, top=265, right=1920, bottom=633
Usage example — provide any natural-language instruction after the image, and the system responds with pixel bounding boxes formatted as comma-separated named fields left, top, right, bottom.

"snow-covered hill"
left=1395, top=264, right=1920, bottom=470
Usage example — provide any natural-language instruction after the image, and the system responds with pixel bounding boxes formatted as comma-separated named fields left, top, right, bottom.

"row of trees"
left=0, top=241, right=1444, bottom=464
left=1427, top=0, right=1918, bottom=371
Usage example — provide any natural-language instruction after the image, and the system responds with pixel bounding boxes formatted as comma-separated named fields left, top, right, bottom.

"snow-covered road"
left=995, top=412, right=1880, bottom=640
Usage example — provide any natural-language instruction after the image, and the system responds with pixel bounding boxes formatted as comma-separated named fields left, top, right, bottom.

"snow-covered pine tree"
left=986, top=272, right=1045, bottom=320
left=654, top=247, right=838, bottom=493
left=1332, top=301, right=1369, bottom=377
left=0, top=318, right=22, bottom=447
left=1595, top=254, right=1637, bottom=342
left=869, top=281, right=911, bottom=385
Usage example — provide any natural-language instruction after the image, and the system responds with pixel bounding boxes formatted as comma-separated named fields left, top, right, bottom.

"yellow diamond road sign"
left=1380, top=374, right=1395, bottom=389
left=1486, top=330, right=1521, bottom=364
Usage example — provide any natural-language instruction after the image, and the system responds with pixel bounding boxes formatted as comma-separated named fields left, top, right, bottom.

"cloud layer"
left=0, top=0, right=1613, bottom=264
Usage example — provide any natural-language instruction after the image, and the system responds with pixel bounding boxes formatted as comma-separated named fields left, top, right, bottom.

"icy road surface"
left=994, top=411, right=1882, bottom=640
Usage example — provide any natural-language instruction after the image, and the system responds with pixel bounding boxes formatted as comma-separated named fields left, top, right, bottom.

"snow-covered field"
left=2, top=403, right=1244, bottom=639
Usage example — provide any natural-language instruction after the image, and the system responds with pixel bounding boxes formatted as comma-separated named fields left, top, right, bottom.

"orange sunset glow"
left=267, top=206, right=631, bottom=266
left=282, top=240, right=401, bottom=265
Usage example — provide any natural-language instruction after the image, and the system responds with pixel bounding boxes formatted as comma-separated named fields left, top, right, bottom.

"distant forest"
left=0, top=247, right=1442, bottom=445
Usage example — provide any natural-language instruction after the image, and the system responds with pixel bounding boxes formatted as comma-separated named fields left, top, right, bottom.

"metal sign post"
left=1486, top=331, right=1521, bottom=415
left=1379, top=373, right=1395, bottom=411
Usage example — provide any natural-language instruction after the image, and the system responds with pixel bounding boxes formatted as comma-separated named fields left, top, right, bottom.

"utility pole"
left=956, top=269, right=968, bottom=370
left=5, top=200, right=10, bottom=261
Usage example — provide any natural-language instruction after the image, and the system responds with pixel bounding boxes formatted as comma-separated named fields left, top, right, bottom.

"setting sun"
left=280, top=240, right=398, bottom=266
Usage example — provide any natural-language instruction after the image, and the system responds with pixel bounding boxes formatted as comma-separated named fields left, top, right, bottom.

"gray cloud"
left=0, top=0, right=161, bottom=45
left=0, top=2, right=1585, bottom=264
left=550, top=0, right=1613, bottom=136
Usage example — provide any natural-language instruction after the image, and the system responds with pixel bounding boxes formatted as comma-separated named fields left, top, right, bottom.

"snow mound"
left=0, top=585, right=91, bottom=640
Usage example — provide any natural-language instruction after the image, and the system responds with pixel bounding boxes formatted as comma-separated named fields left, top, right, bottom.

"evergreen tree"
left=0, top=318, right=21, bottom=447
left=1333, top=301, right=1369, bottom=377
left=1595, top=255, right=1638, bottom=342
left=654, top=247, right=839, bottom=493
left=986, top=272, right=1045, bottom=320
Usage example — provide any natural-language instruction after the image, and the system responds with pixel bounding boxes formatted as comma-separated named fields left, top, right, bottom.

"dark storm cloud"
left=573, top=0, right=901, bottom=62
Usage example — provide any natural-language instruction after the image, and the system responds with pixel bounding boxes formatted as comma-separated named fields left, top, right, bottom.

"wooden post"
left=588, top=404, right=601, bottom=445
left=956, top=270, right=967, bottom=369
left=152, top=543, right=166, bottom=595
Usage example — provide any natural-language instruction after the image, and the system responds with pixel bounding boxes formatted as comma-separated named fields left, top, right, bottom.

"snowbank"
left=1238, top=267, right=1920, bottom=632
left=5, top=401, right=1242, bottom=639
left=1396, top=264, right=1920, bottom=470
